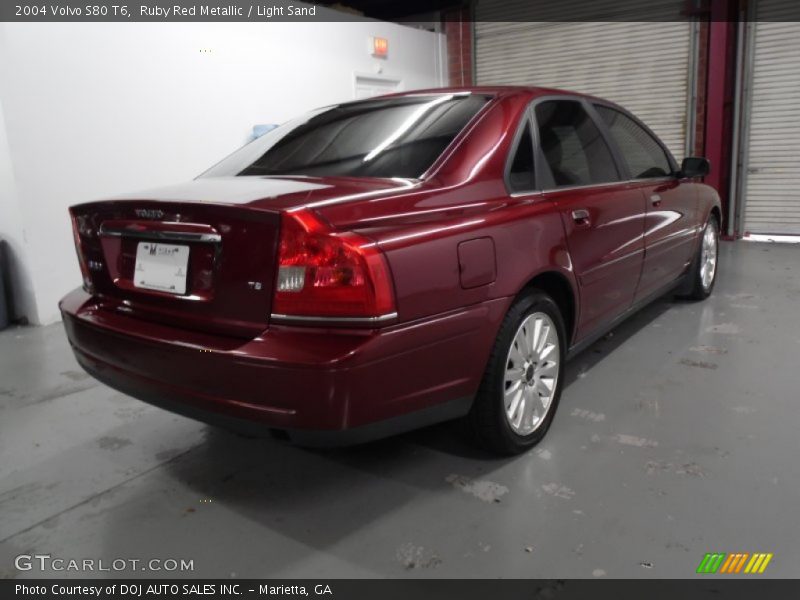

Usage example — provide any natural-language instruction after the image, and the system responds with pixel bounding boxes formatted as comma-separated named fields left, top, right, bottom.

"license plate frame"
left=133, top=242, right=190, bottom=295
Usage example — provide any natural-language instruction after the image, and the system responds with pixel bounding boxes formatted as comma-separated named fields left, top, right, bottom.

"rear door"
left=593, top=104, right=698, bottom=301
left=535, top=99, right=647, bottom=341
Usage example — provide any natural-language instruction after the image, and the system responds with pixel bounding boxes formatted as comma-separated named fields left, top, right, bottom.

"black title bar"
left=6, top=579, right=800, bottom=600
left=2, top=0, right=799, bottom=22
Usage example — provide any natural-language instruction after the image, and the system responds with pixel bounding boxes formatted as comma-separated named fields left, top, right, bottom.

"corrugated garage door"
left=742, top=1, right=800, bottom=234
left=475, top=0, right=693, bottom=159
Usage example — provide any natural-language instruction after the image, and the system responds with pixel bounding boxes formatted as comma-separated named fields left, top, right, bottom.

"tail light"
left=273, top=209, right=396, bottom=320
left=70, top=212, right=94, bottom=293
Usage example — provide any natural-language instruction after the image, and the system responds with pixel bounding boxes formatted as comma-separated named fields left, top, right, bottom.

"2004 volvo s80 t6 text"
left=60, top=87, right=720, bottom=454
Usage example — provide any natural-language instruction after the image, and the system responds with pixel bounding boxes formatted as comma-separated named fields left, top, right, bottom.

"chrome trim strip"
left=509, top=190, right=545, bottom=199
left=99, top=225, right=221, bottom=243
left=270, top=312, right=399, bottom=325
left=541, top=176, right=677, bottom=194
left=510, top=176, right=678, bottom=197
left=543, top=179, right=630, bottom=193
left=629, top=176, right=675, bottom=184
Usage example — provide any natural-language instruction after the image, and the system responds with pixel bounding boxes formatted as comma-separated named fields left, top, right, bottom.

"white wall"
left=0, top=19, right=447, bottom=325
left=0, top=96, right=39, bottom=323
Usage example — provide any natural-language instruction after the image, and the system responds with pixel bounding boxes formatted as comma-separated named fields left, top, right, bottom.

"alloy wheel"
left=700, top=220, right=718, bottom=290
left=503, top=312, right=560, bottom=436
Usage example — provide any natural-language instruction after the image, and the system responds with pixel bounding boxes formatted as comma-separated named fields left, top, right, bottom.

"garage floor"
left=1, top=241, right=798, bottom=579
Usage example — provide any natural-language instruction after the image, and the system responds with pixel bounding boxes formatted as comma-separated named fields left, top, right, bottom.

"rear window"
left=201, top=94, right=491, bottom=180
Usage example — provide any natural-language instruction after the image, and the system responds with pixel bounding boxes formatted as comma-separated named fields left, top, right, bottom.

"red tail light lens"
left=273, top=210, right=395, bottom=319
left=70, top=213, right=94, bottom=293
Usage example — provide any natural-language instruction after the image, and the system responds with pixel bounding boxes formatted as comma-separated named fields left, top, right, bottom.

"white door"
left=354, top=76, right=400, bottom=100
left=741, top=1, right=800, bottom=235
left=475, top=0, right=694, bottom=160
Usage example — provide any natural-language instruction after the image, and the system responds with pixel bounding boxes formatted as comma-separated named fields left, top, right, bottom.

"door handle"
left=571, top=209, right=590, bottom=225
left=650, top=194, right=662, bottom=207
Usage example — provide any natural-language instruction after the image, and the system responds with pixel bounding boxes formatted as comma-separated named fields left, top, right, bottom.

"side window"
left=534, top=100, right=619, bottom=187
left=507, top=120, right=535, bottom=193
left=595, top=105, right=672, bottom=179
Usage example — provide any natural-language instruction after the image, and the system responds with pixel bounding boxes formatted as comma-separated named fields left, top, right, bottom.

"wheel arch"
left=697, top=184, right=722, bottom=228
left=515, top=270, right=578, bottom=346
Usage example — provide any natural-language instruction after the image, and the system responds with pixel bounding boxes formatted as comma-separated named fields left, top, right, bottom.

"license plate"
left=134, top=242, right=189, bottom=294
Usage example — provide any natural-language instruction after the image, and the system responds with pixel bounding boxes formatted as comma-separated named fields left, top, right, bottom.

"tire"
left=469, top=290, right=567, bottom=455
left=681, top=213, right=719, bottom=301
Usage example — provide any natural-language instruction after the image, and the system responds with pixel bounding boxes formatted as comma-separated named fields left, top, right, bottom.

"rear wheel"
left=470, top=291, right=566, bottom=455
left=681, top=214, right=719, bottom=300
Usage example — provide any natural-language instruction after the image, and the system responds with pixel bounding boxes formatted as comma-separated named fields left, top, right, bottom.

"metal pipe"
left=727, top=13, right=746, bottom=238
left=470, top=2, right=477, bottom=85
left=685, top=18, right=701, bottom=159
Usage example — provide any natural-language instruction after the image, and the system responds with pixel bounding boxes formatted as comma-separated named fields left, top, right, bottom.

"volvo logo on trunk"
left=135, top=209, right=165, bottom=219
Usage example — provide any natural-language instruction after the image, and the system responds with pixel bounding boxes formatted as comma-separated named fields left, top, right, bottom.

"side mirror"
left=679, top=157, right=710, bottom=178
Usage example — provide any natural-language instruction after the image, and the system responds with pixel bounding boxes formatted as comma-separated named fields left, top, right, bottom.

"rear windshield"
left=201, top=93, right=491, bottom=179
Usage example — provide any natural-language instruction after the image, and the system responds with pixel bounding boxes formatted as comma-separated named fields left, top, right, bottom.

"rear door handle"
left=650, top=194, right=662, bottom=207
left=571, top=209, right=590, bottom=225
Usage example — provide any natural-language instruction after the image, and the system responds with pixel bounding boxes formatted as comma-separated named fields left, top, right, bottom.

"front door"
left=592, top=104, right=699, bottom=301
left=633, top=178, right=698, bottom=300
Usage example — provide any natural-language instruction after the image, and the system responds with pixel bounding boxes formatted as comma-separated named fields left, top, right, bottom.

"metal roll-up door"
left=741, top=1, right=800, bottom=235
left=475, top=0, right=694, bottom=160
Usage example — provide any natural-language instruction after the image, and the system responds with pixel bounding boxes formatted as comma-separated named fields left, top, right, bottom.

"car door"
left=593, top=104, right=699, bottom=302
left=535, top=99, right=647, bottom=341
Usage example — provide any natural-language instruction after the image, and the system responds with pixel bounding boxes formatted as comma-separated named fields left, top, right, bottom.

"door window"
left=595, top=105, right=672, bottom=179
left=535, top=100, right=619, bottom=188
left=507, top=121, right=536, bottom=193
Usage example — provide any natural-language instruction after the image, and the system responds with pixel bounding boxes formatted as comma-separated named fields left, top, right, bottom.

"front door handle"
left=571, top=209, right=590, bottom=225
left=650, top=194, right=662, bottom=207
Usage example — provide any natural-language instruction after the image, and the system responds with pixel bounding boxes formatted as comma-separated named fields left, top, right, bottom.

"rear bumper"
left=60, top=288, right=508, bottom=444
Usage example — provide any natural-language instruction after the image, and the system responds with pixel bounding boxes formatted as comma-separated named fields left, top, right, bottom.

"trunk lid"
left=72, top=199, right=280, bottom=338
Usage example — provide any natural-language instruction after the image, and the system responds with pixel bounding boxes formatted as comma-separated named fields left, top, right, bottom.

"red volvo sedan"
left=60, top=87, right=720, bottom=454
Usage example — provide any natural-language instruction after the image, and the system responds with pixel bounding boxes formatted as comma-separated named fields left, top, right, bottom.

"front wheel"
left=469, top=291, right=566, bottom=455
left=681, top=214, right=719, bottom=300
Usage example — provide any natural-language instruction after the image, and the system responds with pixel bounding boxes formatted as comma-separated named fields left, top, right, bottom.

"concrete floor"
left=1, top=240, right=798, bottom=579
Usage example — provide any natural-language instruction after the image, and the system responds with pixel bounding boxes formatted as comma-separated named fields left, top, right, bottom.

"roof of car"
left=384, top=85, right=607, bottom=103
